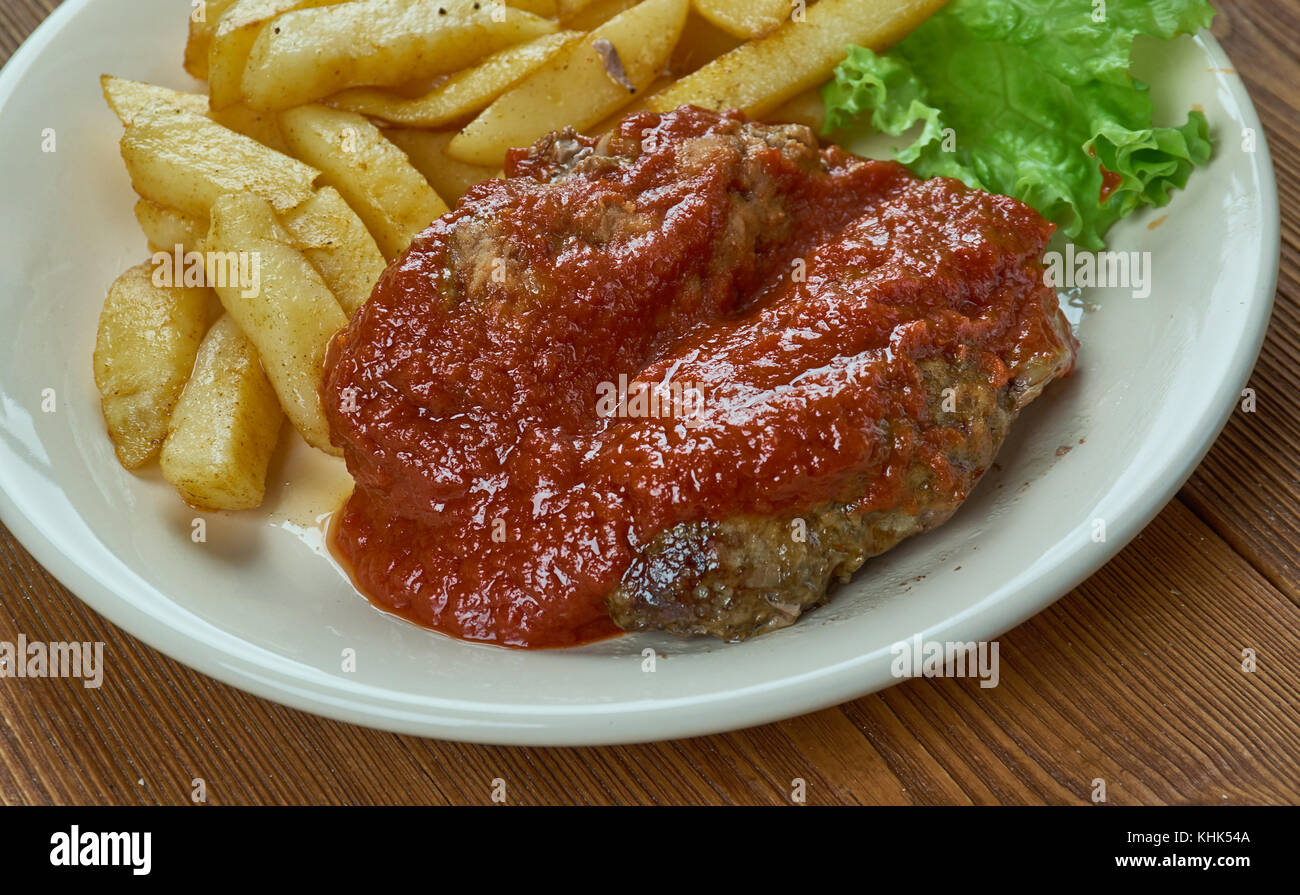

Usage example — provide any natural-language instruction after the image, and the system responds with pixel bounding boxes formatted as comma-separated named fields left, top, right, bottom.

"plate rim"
left=0, top=1, right=1281, bottom=745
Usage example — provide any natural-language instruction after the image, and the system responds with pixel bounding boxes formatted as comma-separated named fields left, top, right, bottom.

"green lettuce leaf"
left=822, top=0, right=1215, bottom=249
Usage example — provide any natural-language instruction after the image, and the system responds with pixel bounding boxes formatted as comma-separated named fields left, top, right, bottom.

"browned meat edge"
left=606, top=345, right=1072, bottom=640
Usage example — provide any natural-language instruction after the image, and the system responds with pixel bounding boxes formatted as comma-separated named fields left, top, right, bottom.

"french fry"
left=647, top=0, right=948, bottom=119
left=327, top=30, right=577, bottom=128
left=241, top=0, right=558, bottom=111
left=205, top=192, right=348, bottom=454
left=208, top=0, right=348, bottom=110
left=586, top=75, right=670, bottom=133
left=280, top=105, right=448, bottom=259
left=208, top=102, right=292, bottom=154
left=101, top=75, right=209, bottom=124
left=668, top=10, right=742, bottom=76
left=508, top=0, right=558, bottom=15
left=279, top=187, right=387, bottom=315
left=102, top=75, right=291, bottom=154
left=136, top=192, right=382, bottom=315
left=383, top=129, right=499, bottom=205
left=134, top=200, right=208, bottom=254
left=161, top=314, right=284, bottom=510
left=93, top=263, right=214, bottom=469
left=184, top=0, right=238, bottom=80
left=449, top=0, right=690, bottom=167
left=107, top=84, right=379, bottom=306
left=765, top=88, right=827, bottom=132
left=557, top=0, right=637, bottom=30
left=691, top=0, right=790, bottom=39
left=120, top=106, right=320, bottom=217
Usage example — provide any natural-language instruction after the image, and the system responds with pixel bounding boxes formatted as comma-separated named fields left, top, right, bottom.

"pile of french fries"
left=94, top=0, right=944, bottom=512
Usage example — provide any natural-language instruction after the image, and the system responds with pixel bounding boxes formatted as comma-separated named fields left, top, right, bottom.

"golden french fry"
left=508, top=0, right=558, bottom=16
left=557, top=0, right=636, bottom=30
left=120, top=106, right=320, bottom=217
left=207, top=102, right=292, bottom=154
left=383, top=128, right=499, bottom=205
left=101, top=75, right=209, bottom=124
left=668, top=10, right=741, bottom=77
left=241, top=0, right=558, bottom=111
left=765, top=88, right=826, bottom=132
left=449, top=0, right=690, bottom=167
left=208, top=0, right=346, bottom=109
left=691, top=0, right=790, bottom=39
left=136, top=190, right=380, bottom=312
left=107, top=84, right=380, bottom=307
left=280, top=105, right=448, bottom=259
left=280, top=187, right=387, bottom=315
left=93, top=263, right=214, bottom=469
left=586, top=75, right=671, bottom=132
left=134, top=178, right=379, bottom=316
left=161, top=314, right=284, bottom=510
left=647, top=0, right=948, bottom=119
left=184, top=0, right=238, bottom=80
left=134, top=200, right=208, bottom=254
left=205, top=192, right=348, bottom=454
left=102, top=75, right=291, bottom=154
left=328, top=30, right=577, bottom=127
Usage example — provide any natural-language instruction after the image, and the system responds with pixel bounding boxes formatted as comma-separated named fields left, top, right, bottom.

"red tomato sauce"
left=1099, top=166, right=1123, bottom=203
left=323, top=107, right=1066, bottom=648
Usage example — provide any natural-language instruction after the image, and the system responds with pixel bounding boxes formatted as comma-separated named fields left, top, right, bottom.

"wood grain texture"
left=1, top=0, right=1297, bottom=806
left=1181, top=2, right=1300, bottom=601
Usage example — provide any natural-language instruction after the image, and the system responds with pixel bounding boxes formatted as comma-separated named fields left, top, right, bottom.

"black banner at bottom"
left=0, top=805, right=1275, bottom=881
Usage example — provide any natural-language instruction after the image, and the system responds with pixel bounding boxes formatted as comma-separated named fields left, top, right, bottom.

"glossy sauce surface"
left=323, top=107, right=1067, bottom=648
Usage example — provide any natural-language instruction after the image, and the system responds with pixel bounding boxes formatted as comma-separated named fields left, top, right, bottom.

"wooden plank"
left=870, top=510, right=1300, bottom=804
left=1181, top=4, right=1300, bottom=600
left=0, top=1, right=56, bottom=59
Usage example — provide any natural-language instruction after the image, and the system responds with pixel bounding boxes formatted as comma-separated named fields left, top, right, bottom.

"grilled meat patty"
left=324, top=106, right=1076, bottom=647
left=608, top=354, right=1060, bottom=639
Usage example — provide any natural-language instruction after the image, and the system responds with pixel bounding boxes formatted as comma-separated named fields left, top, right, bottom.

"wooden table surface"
left=2, top=0, right=1297, bottom=806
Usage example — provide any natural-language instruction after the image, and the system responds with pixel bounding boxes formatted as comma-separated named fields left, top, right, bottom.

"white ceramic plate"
left=0, top=0, right=1279, bottom=745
